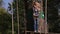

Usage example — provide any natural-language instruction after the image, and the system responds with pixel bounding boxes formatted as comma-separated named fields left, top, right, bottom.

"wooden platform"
left=22, top=31, right=48, bottom=34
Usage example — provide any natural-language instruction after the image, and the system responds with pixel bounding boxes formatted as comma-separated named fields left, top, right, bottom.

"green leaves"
left=0, top=8, right=7, bottom=15
left=0, top=7, right=12, bottom=34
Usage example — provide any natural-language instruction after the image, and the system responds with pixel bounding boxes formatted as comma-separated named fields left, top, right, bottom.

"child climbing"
left=33, top=1, right=44, bottom=32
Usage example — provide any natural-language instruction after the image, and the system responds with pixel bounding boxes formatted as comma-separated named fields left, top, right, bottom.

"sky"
left=2, top=0, right=13, bottom=14
left=3, top=0, right=13, bottom=9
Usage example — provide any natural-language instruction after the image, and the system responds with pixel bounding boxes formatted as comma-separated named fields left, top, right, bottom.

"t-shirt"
left=33, top=8, right=39, bottom=17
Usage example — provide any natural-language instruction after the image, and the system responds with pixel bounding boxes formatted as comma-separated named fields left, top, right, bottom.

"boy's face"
left=34, top=2, right=41, bottom=11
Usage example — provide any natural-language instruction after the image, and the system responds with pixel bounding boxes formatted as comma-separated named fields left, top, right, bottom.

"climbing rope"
left=16, top=0, right=20, bottom=34
left=45, top=0, right=48, bottom=34
left=11, top=1, right=14, bottom=34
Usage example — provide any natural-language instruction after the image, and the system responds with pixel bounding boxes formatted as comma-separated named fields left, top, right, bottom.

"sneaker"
left=34, top=30, right=37, bottom=32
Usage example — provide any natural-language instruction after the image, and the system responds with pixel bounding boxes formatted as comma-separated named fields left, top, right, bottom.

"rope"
left=11, top=2, right=14, bottom=34
left=45, top=0, right=48, bottom=34
left=23, top=1, right=27, bottom=34
left=16, top=0, right=20, bottom=34
left=23, top=4, right=27, bottom=34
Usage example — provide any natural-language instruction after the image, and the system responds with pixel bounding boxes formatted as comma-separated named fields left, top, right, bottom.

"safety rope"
left=45, top=0, right=48, bottom=34
left=11, top=1, right=14, bottom=34
left=16, top=0, right=20, bottom=34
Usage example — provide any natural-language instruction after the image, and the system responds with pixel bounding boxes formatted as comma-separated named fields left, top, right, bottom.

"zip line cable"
left=16, top=0, right=20, bottom=34
left=11, top=2, right=14, bottom=34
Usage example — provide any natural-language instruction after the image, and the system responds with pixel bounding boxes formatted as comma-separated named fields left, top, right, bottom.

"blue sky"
left=3, top=0, right=13, bottom=9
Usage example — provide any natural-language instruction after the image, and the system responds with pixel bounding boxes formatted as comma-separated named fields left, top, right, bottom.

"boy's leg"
left=34, top=18, right=39, bottom=32
left=34, top=18, right=37, bottom=32
left=36, top=18, right=39, bottom=32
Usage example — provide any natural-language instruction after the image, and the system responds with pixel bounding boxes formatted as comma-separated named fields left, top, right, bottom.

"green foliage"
left=0, top=8, right=7, bottom=14
left=47, top=0, right=60, bottom=33
left=8, top=0, right=25, bottom=33
left=0, top=8, right=12, bottom=34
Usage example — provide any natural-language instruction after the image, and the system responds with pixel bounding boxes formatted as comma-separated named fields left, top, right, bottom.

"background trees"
left=0, top=8, right=12, bottom=34
left=47, top=0, right=60, bottom=33
left=0, top=0, right=3, bottom=6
